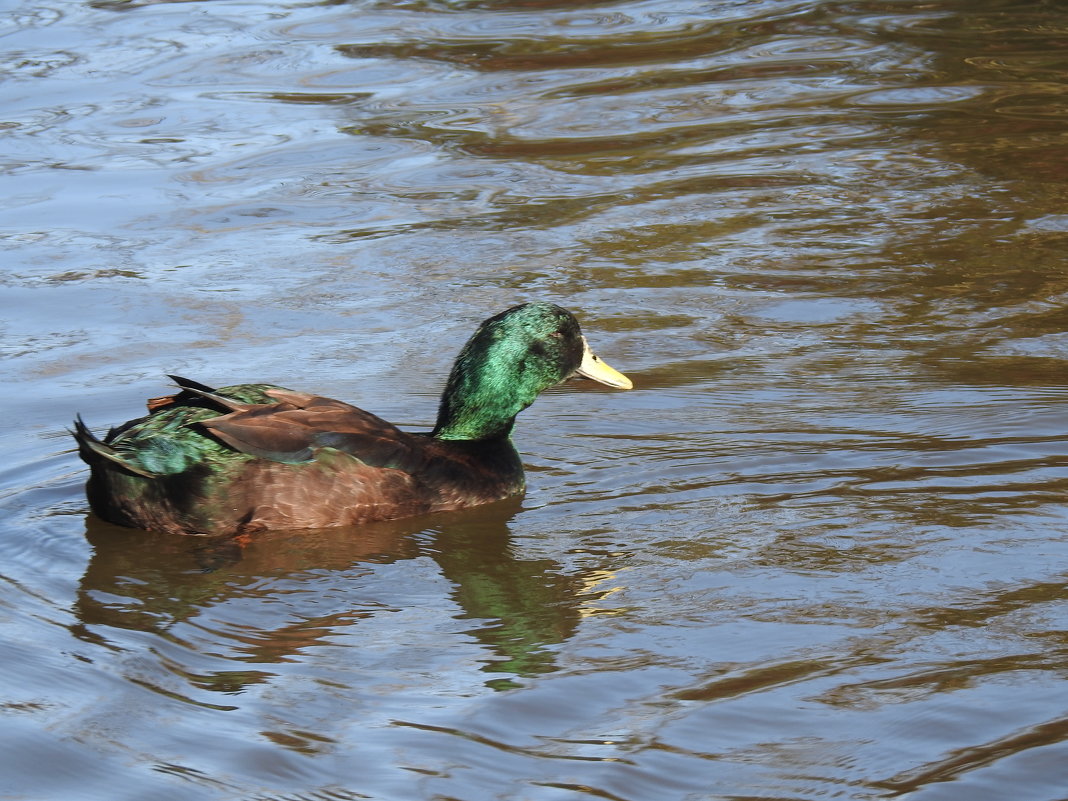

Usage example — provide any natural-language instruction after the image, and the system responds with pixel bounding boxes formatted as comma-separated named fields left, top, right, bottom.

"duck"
left=72, top=302, right=632, bottom=536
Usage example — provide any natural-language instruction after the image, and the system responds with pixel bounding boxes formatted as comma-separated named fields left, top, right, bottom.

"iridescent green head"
left=432, top=302, right=631, bottom=441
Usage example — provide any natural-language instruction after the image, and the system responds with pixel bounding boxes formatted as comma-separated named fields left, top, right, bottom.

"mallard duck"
left=73, top=302, right=632, bottom=535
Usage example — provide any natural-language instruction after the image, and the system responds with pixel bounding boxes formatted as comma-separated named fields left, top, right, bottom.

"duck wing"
left=198, top=392, right=422, bottom=469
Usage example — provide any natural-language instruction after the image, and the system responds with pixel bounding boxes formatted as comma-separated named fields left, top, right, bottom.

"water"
left=4, top=0, right=1068, bottom=798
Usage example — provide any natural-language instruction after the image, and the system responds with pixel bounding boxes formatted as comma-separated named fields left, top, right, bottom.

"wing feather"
left=198, top=394, right=424, bottom=468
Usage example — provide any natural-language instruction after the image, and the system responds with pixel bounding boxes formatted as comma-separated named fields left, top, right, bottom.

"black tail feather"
left=71, top=415, right=158, bottom=478
left=168, top=376, right=251, bottom=414
left=168, top=375, right=217, bottom=393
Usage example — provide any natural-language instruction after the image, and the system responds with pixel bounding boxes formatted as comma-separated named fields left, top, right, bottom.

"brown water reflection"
left=5, top=0, right=1068, bottom=799
left=77, top=498, right=591, bottom=689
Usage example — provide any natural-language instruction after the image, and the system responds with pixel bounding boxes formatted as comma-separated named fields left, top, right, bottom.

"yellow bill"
left=575, top=336, right=633, bottom=389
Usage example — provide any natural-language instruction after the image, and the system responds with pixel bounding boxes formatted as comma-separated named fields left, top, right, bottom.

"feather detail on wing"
left=198, top=393, right=422, bottom=468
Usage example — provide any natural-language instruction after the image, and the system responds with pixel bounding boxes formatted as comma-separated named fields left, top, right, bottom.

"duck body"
left=73, top=303, right=631, bottom=536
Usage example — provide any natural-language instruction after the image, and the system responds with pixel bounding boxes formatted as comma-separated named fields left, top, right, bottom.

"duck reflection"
left=73, top=499, right=584, bottom=691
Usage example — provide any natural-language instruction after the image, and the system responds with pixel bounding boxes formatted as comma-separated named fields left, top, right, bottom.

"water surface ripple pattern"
left=4, top=0, right=1068, bottom=799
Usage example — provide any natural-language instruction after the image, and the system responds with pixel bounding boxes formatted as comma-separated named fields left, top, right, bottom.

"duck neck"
left=431, top=375, right=529, bottom=441
left=431, top=349, right=546, bottom=442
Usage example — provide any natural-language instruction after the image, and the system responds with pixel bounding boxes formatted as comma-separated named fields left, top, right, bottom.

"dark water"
left=4, top=0, right=1068, bottom=798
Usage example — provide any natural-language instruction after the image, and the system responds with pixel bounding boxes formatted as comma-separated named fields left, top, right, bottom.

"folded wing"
left=199, top=390, right=423, bottom=470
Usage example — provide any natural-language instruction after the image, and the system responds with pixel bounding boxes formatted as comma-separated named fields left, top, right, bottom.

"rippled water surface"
left=5, top=0, right=1068, bottom=798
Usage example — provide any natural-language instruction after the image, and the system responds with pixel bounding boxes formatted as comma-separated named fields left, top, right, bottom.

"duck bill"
left=575, top=337, right=633, bottom=389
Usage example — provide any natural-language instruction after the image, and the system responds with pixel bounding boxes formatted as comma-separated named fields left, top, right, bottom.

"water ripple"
left=6, top=0, right=1068, bottom=799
